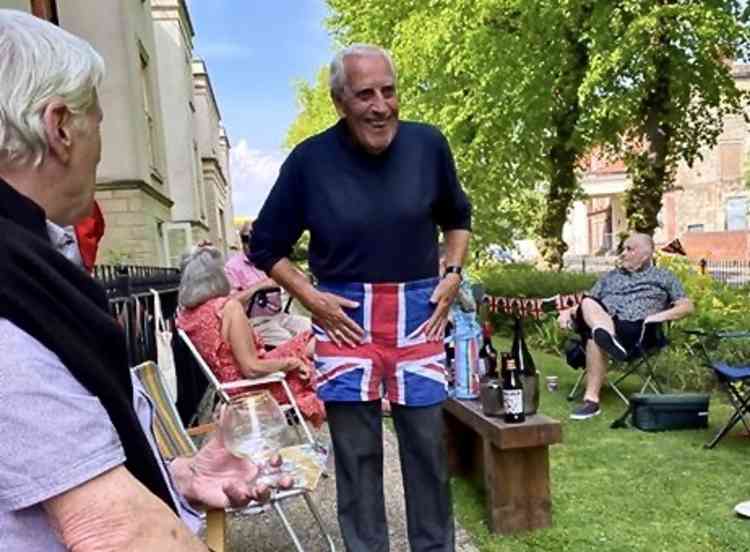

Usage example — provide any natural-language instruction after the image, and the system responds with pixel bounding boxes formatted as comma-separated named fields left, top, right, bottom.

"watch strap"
left=444, top=265, right=463, bottom=279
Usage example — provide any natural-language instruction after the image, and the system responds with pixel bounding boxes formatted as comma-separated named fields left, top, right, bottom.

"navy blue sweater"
left=250, top=120, right=472, bottom=283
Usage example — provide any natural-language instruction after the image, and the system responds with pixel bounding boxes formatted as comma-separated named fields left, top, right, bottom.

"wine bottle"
left=511, top=317, right=536, bottom=376
left=502, top=358, right=525, bottom=424
left=480, top=322, right=498, bottom=379
left=511, top=316, right=539, bottom=415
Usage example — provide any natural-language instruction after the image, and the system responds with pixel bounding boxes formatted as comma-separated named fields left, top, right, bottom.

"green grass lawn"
left=452, top=338, right=750, bottom=552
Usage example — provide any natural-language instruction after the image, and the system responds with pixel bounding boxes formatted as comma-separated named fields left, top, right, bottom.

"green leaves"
left=287, top=0, right=750, bottom=262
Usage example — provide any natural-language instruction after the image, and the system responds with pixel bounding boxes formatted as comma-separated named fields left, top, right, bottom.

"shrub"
left=474, top=263, right=597, bottom=298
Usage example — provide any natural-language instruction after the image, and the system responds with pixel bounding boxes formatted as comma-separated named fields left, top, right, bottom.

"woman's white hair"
left=329, top=43, right=396, bottom=100
left=0, top=10, right=105, bottom=169
left=178, top=246, right=231, bottom=309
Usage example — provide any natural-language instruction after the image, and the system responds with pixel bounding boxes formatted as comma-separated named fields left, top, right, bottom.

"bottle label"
left=503, top=389, right=523, bottom=414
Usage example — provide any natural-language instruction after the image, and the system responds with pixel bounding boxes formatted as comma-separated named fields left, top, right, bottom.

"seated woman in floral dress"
left=176, top=247, right=325, bottom=428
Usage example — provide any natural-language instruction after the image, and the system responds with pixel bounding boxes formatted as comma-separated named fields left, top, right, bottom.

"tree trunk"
left=624, top=13, right=674, bottom=236
left=536, top=11, right=591, bottom=270
left=538, top=142, right=578, bottom=270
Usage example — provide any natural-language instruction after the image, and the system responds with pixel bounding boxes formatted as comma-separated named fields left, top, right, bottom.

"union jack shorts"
left=313, top=277, right=448, bottom=406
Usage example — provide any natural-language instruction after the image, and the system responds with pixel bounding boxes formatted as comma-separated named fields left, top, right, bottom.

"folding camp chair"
left=246, top=286, right=293, bottom=319
left=132, top=361, right=335, bottom=552
left=567, top=321, right=668, bottom=405
left=176, top=328, right=316, bottom=447
left=682, top=329, right=750, bottom=449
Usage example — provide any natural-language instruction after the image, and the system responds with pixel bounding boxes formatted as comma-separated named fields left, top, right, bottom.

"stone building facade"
left=192, top=59, right=236, bottom=257
left=15, top=0, right=239, bottom=266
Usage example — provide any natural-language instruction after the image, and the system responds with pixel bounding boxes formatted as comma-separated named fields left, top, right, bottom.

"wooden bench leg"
left=206, top=509, right=226, bottom=552
left=483, top=441, right=552, bottom=534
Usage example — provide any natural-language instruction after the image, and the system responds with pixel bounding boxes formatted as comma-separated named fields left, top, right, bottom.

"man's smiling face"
left=333, top=53, right=399, bottom=155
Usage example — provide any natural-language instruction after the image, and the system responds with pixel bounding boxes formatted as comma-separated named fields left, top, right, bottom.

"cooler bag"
left=611, top=393, right=710, bottom=431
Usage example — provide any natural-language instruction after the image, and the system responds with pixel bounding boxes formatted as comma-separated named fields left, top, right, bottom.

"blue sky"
left=188, top=1, right=335, bottom=218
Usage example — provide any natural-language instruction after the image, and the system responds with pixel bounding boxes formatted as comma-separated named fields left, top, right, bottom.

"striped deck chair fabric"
left=133, top=361, right=197, bottom=460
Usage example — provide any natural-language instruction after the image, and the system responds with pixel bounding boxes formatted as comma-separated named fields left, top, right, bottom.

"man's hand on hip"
left=309, top=289, right=365, bottom=348
left=425, top=273, right=461, bottom=341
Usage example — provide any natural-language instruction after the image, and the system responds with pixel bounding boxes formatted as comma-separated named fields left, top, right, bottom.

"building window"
left=139, top=43, right=161, bottom=179
left=725, top=196, right=748, bottom=231
left=193, top=143, right=206, bottom=220
left=687, top=224, right=704, bottom=233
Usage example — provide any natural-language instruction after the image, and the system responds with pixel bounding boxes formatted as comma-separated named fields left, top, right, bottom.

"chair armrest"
left=679, top=328, right=712, bottom=337
left=716, top=331, right=750, bottom=339
left=219, top=373, right=285, bottom=390
left=680, top=328, right=750, bottom=340
left=187, top=423, right=216, bottom=437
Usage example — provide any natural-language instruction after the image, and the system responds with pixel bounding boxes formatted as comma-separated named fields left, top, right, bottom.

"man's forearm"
left=443, top=229, right=471, bottom=269
left=45, top=466, right=208, bottom=552
left=268, top=258, right=318, bottom=309
left=652, top=299, right=694, bottom=323
left=665, top=299, right=694, bottom=321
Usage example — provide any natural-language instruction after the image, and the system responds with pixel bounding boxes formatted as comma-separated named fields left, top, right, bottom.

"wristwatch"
left=443, top=265, right=463, bottom=280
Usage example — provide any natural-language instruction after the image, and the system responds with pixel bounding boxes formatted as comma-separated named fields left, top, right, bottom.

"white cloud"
left=230, top=139, right=286, bottom=218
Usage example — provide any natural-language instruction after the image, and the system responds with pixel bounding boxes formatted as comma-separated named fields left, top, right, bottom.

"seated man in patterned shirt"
left=559, top=233, right=694, bottom=420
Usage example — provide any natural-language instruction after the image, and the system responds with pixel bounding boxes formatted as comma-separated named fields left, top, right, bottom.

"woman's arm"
left=230, top=278, right=278, bottom=309
left=220, top=299, right=301, bottom=378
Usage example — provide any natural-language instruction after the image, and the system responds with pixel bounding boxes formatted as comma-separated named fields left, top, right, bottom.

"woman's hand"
left=284, top=357, right=312, bottom=380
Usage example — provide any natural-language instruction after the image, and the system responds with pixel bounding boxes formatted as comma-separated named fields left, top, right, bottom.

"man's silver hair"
left=329, top=43, right=396, bottom=100
left=0, top=10, right=105, bottom=169
left=178, top=247, right=231, bottom=309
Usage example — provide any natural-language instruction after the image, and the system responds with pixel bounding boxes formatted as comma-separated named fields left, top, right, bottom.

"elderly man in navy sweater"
left=251, top=43, right=472, bottom=552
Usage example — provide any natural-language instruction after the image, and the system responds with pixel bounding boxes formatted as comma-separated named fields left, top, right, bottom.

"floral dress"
left=177, top=296, right=325, bottom=428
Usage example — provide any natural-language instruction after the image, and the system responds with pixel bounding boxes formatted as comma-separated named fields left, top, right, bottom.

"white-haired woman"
left=177, top=247, right=325, bottom=427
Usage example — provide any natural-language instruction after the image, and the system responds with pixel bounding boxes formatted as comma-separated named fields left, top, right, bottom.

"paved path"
left=224, top=422, right=479, bottom=551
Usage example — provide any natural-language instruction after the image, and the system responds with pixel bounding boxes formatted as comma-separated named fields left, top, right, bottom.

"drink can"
left=546, top=375, right=559, bottom=392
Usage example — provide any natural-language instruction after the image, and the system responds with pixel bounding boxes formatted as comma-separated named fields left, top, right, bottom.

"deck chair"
left=567, top=321, right=668, bottom=405
left=683, top=329, right=750, bottom=449
left=132, top=361, right=335, bottom=552
left=176, top=328, right=316, bottom=447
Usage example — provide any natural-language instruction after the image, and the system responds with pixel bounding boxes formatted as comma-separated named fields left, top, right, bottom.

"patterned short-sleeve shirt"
left=589, top=265, right=687, bottom=321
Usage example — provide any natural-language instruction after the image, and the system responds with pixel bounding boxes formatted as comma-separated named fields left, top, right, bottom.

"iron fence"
left=93, top=265, right=181, bottom=366
left=562, top=255, right=618, bottom=274
left=92, top=264, right=206, bottom=424
left=563, top=256, right=750, bottom=288
left=697, top=259, right=750, bottom=287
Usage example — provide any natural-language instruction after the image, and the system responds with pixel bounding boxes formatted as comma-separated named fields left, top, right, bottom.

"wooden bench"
left=443, top=398, right=562, bottom=534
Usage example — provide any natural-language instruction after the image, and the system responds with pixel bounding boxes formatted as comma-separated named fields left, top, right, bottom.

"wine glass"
left=220, top=391, right=288, bottom=464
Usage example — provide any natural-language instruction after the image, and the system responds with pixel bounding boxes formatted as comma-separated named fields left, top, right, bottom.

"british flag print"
left=313, top=277, right=448, bottom=406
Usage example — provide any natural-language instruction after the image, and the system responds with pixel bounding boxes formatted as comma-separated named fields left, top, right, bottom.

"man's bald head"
left=621, top=232, right=654, bottom=272
left=629, top=233, right=654, bottom=254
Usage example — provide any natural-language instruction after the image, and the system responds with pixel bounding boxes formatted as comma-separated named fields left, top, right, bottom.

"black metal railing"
left=564, top=255, right=750, bottom=288
left=94, top=265, right=181, bottom=300
left=697, top=259, right=750, bottom=287
left=562, top=255, right=617, bottom=274
left=93, top=265, right=181, bottom=366
left=93, top=264, right=207, bottom=424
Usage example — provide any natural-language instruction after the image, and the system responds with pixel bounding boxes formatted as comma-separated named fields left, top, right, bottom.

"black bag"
left=564, top=337, right=586, bottom=369
left=611, top=393, right=710, bottom=431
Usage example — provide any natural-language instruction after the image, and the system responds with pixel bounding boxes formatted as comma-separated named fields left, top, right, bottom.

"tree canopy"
left=285, top=0, right=750, bottom=265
